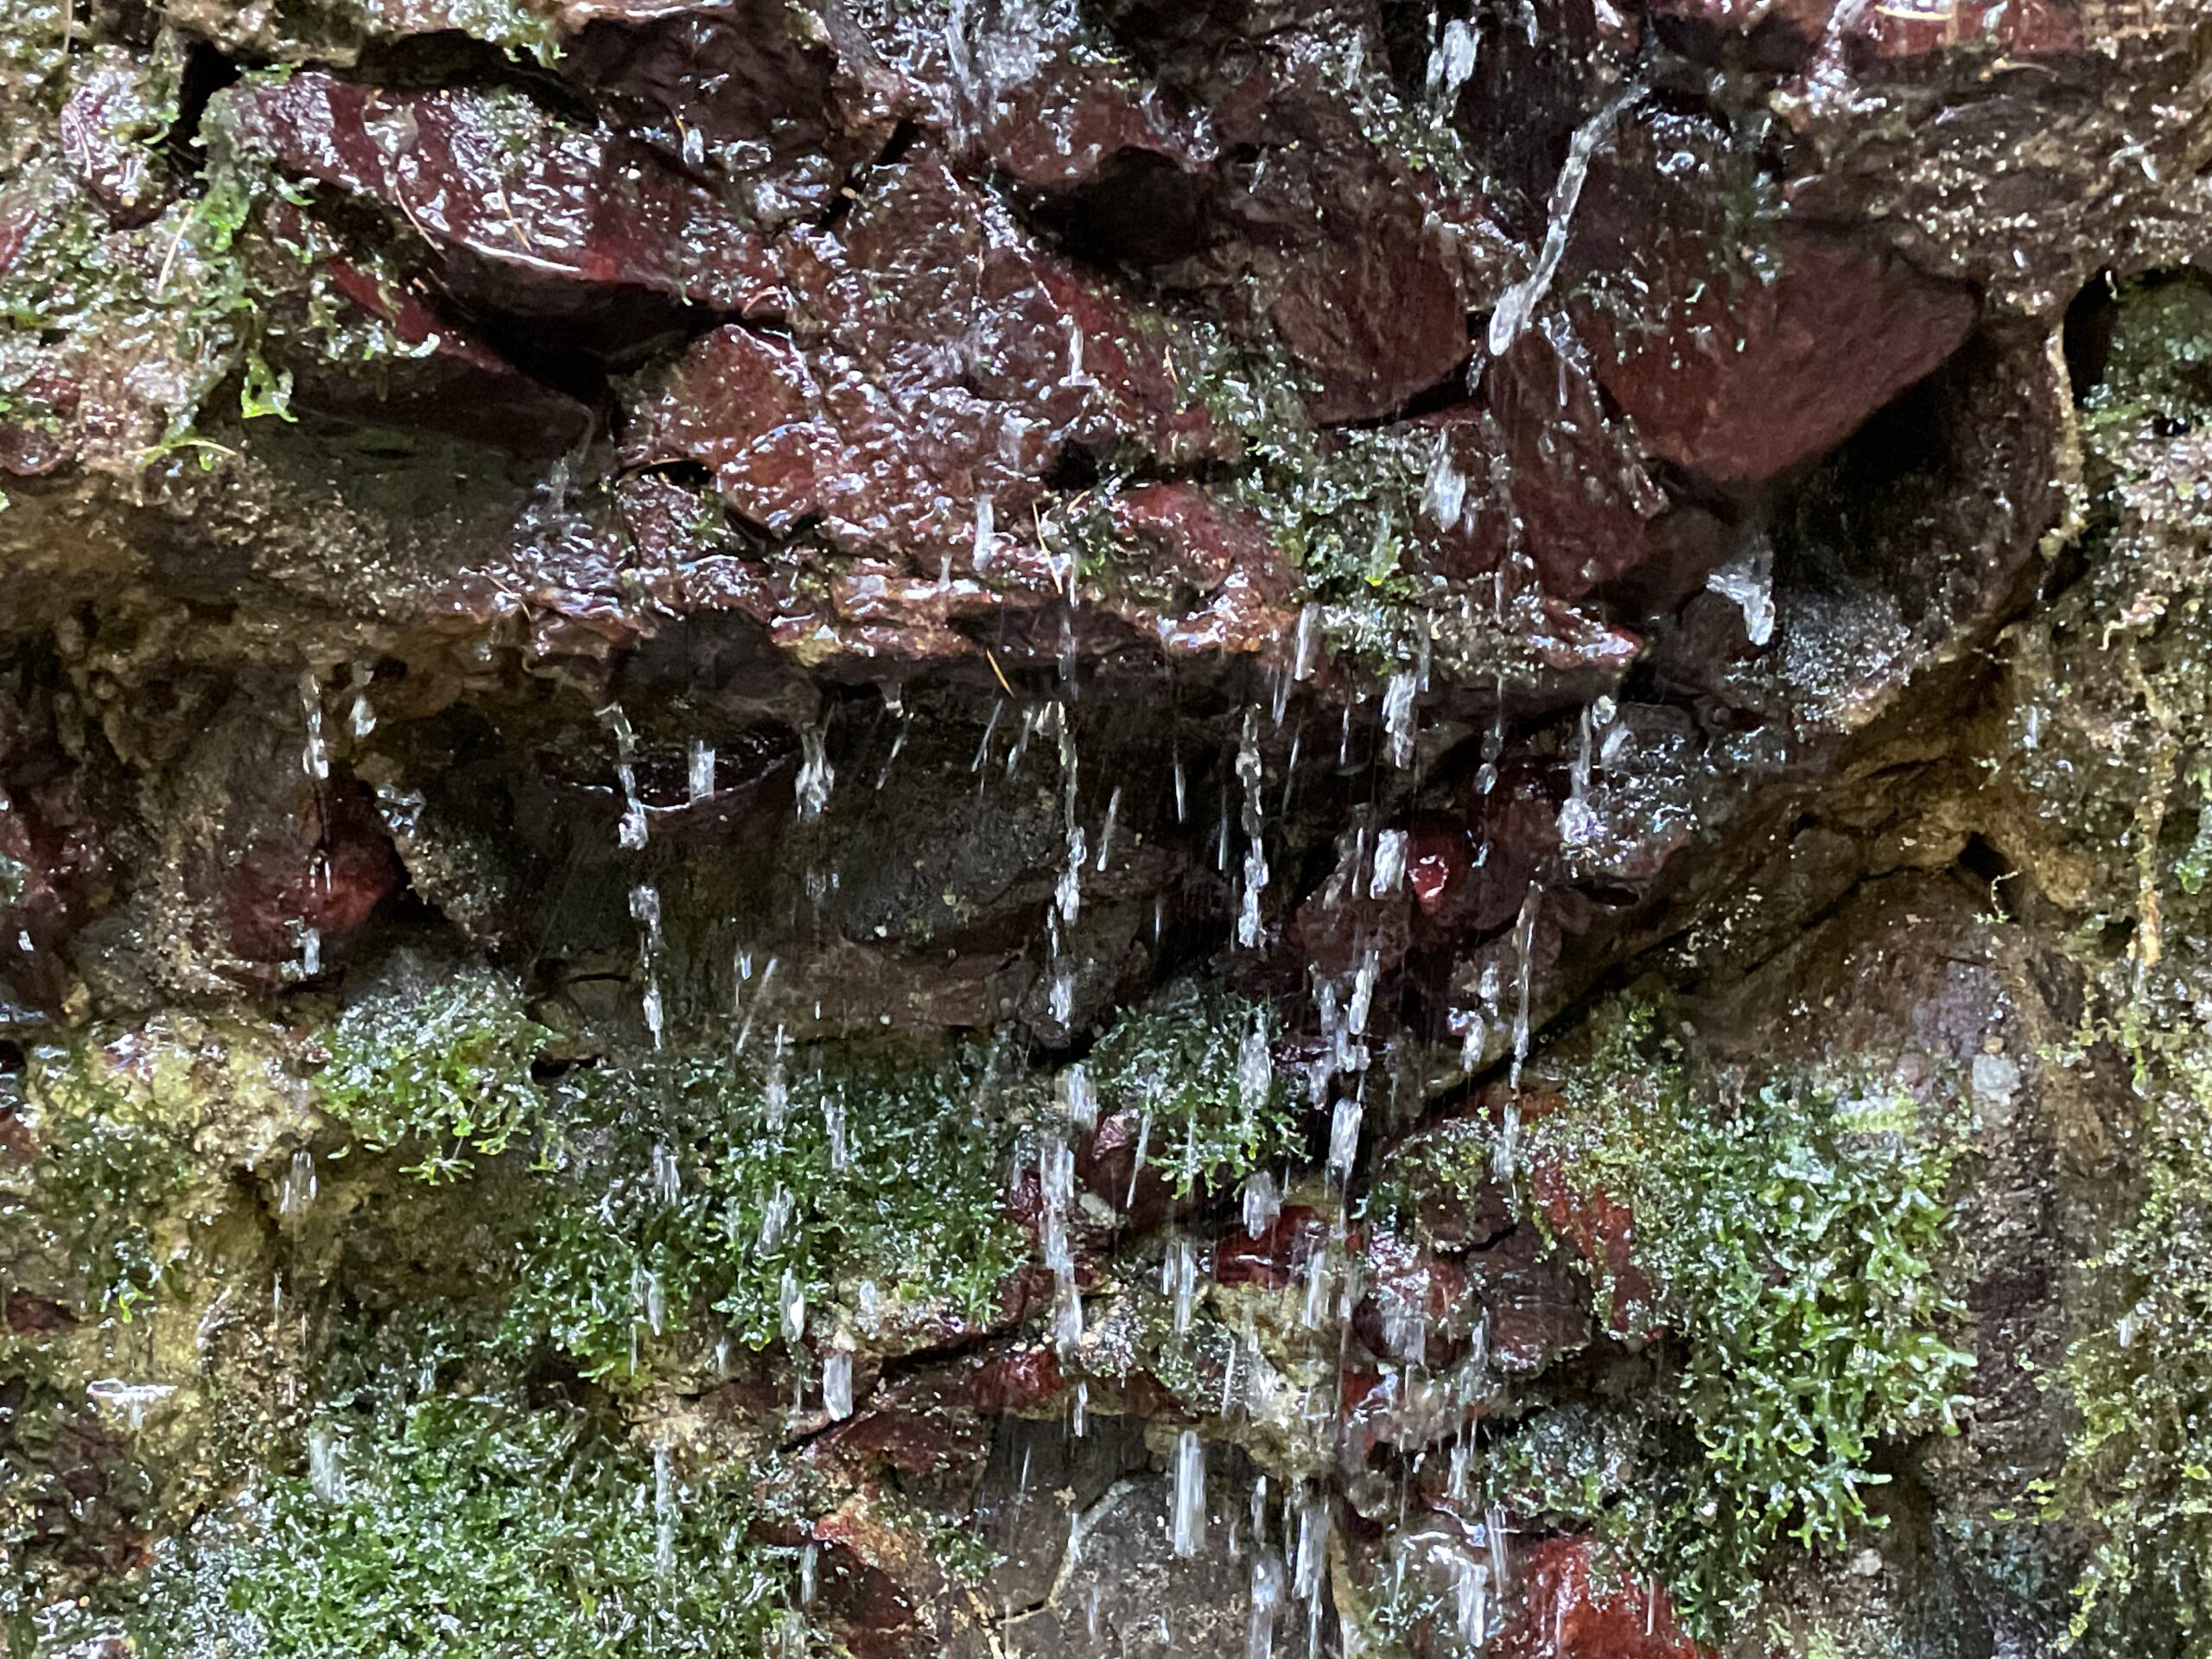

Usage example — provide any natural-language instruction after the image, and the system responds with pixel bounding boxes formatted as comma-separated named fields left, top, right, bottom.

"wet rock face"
left=2, top=0, right=2209, bottom=1656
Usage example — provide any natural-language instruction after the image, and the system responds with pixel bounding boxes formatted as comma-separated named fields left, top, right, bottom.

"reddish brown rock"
left=214, top=74, right=785, bottom=329
left=293, top=253, right=596, bottom=459
left=1206, top=57, right=1478, bottom=423
left=1551, top=110, right=1976, bottom=488
left=58, top=48, right=175, bottom=227
left=1493, top=1535, right=1704, bottom=1659
left=1417, top=334, right=1723, bottom=603
left=1103, top=483, right=1298, bottom=656
left=1214, top=1203, right=1331, bottom=1288
left=950, top=2, right=1215, bottom=194
left=621, top=325, right=842, bottom=532
left=1641, top=0, right=2080, bottom=64
left=224, top=779, right=402, bottom=967
left=1414, top=769, right=1563, bottom=950
left=1583, top=233, right=1976, bottom=487
left=629, top=155, right=1221, bottom=570
left=559, top=0, right=900, bottom=226
left=1261, top=178, right=1472, bottom=423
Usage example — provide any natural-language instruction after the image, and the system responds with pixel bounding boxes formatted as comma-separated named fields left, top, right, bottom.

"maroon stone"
left=1213, top=1204, right=1330, bottom=1288
left=1265, top=185, right=1472, bottom=423
left=217, top=74, right=785, bottom=320
left=1412, top=769, right=1562, bottom=949
left=225, top=780, right=403, bottom=965
left=1581, top=226, right=1976, bottom=486
left=1103, top=483, right=1298, bottom=656
left=3, top=1290, right=73, bottom=1334
left=298, top=252, right=595, bottom=459
left=1492, top=1535, right=1706, bottom=1659
left=559, top=0, right=899, bottom=227
left=59, top=50, right=175, bottom=226
left=630, top=155, right=1222, bottom=569
left=1201, top=54, right=1478, bottom=423
left=952, top=4, right=1215, bottom=194
left=1568, top=111, right=1977, bottom=486
left=621, top=325, right=842, bottom=531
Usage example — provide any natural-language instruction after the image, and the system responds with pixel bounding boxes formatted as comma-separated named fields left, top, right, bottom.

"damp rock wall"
left=3, top=1, right=2212, bottom=1656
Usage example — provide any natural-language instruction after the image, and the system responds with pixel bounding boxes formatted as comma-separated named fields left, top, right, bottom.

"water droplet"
left=779, top=1267, right=806, bottom=1345
left=797, top=721, right=836, bottom=821
left=308, top=1422, right=347, bottom=1503
left=1707, top=538, right=1777, bottom=647
left=823, top=1349, right=854, bottom=1420
left=1173, top=1429, right=1207, bottom=1558
left=1487, top=92, right=1629, bottom=356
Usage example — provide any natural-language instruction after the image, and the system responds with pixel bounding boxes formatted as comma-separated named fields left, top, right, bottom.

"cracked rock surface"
left=3, top=1, right=2212, bottom=1656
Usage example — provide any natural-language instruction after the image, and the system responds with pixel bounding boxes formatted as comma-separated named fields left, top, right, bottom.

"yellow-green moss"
left=501, top=1039, right=1027, bottom=1377
left=101, top=1394, right=806, bottom=1658
left=1087, top=980, right=1299, bottom=1198
left=315, top=968, right=550, bottom=1183
left=1502, top=1005, right=1973, bottom=1637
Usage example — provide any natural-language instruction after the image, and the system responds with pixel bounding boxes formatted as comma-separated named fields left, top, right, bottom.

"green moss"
left=2044, top=877, right=2212, bottom=1649
left=1362, top=1116, right=1491, bottom=1241
left=1087, top=981, right=1298, bottom=1199
left=3, top=1045, right=195, bottom=1321
left=1519, top=1005, right=1973, bottom=1636
left=0, top=138, right=286, bottom=458
left=501, top=1039, right=1025, bottom=1377
left=110, top=1394, right=805, bottom=1658
left=1168, top=321, right=1428, bottom=610
left=355, top=0, right=561, bottom=57
left=315, top=968, right=550, bottom=1183
left=2000, top=273, right=2212, bottom=1656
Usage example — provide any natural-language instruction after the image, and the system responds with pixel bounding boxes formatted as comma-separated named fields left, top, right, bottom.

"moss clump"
left=0, top=142, right=280, bottom=461
left=1087, top=981, right=1299, bottom=1198
left=315, top=969, right=550, bottom=1183
left=2050, top=1042, right=2212, bottom=1654
left=0, top=1078, right=192, bottom=1322
left=502, top=1040, right=1025, bottom=1376
left=3, top=1039, right=228, bottom=1321
left=112, top=1394, right=804, bottom=1658
left=1526, top=1005, right=1973, bottom=1635
left=1361, top=1116, right=1492, bottom=1242
left=1987, top=272, right=2212, bottom=1656
left=1167, top=321, right=1428, bottom=608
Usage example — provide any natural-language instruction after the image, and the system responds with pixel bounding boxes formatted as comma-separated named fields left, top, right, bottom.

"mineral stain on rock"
left=2, top=0, right=2211, bottom=1656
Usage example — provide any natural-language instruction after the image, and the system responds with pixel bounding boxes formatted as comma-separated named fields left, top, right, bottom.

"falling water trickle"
left=1249, top=1549, right=1287, bottom=1659
left=1382, top=671, right=1419, bottom=770
left=1487, top=91, right=1630, bottom=357
left=823, top=1349, right=855, bottom=1420
left=307, top=1422, right=346, bottom=1504
left=1508, top=883, right=1541, bottom=1090
left=1327, top=1096, right=1363, bottom=1188
left=346, top=663, right=376, bottom=738
left=1063, top=1060, right=1099, bottom=1130
left=797, top=721, right=836, bottom=822
left=299, top=669, right=328, bottom=783
left=280, top=1148, right=318, bottom=1218
left=1425, top=15, right=1478, bottom=113
left=1168, top=1235, right=1199, bottom=1334
left=1236, top=709, right=1268, bottom=948
left=779, top=1267, right=806, bottom=1346
left=1243, top=1170, right=1281, bottom=1238
left=1558, top=703, right=1603, bottom=849
left=1172, top=1429, right=1207, bottom=1558
left=602, top=703, right=649, bottom=852
left=653, top=1444, right=677, bottom=1577
left=1707, top=537, right=1777, bottom=647
left=631, top=884, right=664, bottom=1049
